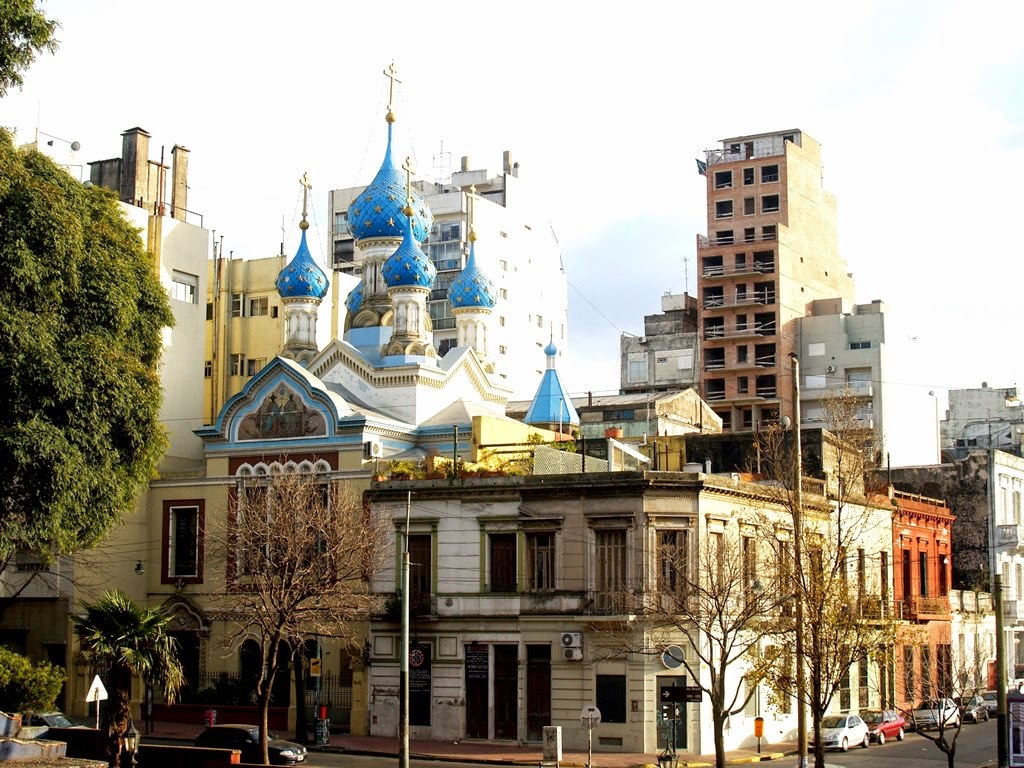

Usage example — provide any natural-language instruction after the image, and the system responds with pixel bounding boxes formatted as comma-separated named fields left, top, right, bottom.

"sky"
left=5, top=0, right=1024, bottom=466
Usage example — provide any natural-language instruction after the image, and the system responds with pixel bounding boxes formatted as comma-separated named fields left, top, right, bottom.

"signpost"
left=85, top=675, right=108, bottom=729
left=580, top=705, right=601, bottom=768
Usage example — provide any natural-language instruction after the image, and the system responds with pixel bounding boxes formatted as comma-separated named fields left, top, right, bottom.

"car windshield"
left=861, top=712, right=883, bottom=724
left=821, top=715, right=846, bottom=728
left=958, top=696, right=975, bottom=705
left=918, top=700, right=941, bottom=709
left=41, top=713, right=74, bottom=727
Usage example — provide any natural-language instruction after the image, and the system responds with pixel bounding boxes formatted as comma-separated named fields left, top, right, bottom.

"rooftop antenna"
left=433, top=140, right=452, bottom=184
left=280, top=215, right=285, bottom=256
left=683, top=255, right=690, bottom=295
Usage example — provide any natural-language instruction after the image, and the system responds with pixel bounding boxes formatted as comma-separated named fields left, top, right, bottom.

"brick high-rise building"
left=697, top=130, right=854, bottom=431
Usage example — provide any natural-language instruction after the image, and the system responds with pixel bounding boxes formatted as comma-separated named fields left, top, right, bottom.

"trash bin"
left=204, top=709, right=217, bottom=727
left=315, top=718, right=329, bottom=746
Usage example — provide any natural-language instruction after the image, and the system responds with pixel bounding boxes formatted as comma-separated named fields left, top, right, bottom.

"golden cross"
left=383, top=62, right=401, bottom=114
left=299, top=172, right=312, bottom=221
left=467, top=184, right=477, bottom=239
left=402, top=156, right=416, bottom=206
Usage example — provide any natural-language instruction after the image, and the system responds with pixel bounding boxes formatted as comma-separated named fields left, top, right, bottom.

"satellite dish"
left=70, top=141, right=81, bottom=151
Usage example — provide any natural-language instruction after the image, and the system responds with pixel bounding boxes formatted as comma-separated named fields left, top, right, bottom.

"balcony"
left=1004, top=599, right=1024, bottom=623
left=949, top=589, right=994, bottom=613
left=697, top=233, right=779, bottom=250
left=800, top=381, right=874, bottom=401
left=702, top=293, right=775, bottom=311
left=701, top=261, right=777, bottom=280
left=997, top=524, right=1024, bottom=549
left=901, top=595, right=950, bottom=620
left=703, top=323, right=776, bottom=341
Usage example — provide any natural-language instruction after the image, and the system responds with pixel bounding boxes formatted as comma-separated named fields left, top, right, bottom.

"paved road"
left=803, top=718, right=995, bottom=767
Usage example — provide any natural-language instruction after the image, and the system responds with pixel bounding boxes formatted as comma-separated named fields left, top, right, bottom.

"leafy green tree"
left=0, top=130, right=173, bottom=565
left=0, top=646, right=64, bottom=712
left=71, top=590, right=184, bottom=768
left=0, top=0, right=58, bottom=96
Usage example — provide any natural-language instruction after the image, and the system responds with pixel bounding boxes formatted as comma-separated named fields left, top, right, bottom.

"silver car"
left=913, top=698, right=961, bottom=730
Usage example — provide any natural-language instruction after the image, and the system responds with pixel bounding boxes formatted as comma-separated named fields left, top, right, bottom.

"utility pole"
left=996, top=574, right=1008, bottom=768
left=790, top=353, right=807, bottom=768
left=399, top=492, right=411, bottom=768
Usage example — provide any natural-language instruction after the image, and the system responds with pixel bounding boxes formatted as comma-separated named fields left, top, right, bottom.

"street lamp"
left=789, top=352, right=807, bottom=768
left=658, top=744, right=678, bottom=768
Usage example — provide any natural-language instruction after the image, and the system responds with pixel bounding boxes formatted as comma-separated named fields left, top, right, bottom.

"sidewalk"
left=142, top=719, right=797, bottom=767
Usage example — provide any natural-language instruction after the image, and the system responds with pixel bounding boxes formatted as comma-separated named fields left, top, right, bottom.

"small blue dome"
left=347, top=123, right=433, bottom=243
left=447, top=240, right=496, bottom=309
left=382, top=213, right=437, bottom=288
left=276, top=230, right=329, bottom=300
left=345, top=281, right=363, bottom=313
left=544, top=339, right=558, bottom=357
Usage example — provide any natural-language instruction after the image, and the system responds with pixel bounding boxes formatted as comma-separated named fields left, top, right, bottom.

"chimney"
left=120, top=127, right=151, bottom=209
left=503, top=150, right=513, bottom=175
left=461, top=155, right=470, bottom=172
left=171, top=145, right=189, bottom=222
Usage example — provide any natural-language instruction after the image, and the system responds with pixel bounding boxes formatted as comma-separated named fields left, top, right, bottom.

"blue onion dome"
left=345, top=280, right=363, bottom=313
left=276, top=228, right=329, bottom=300
left=381, top=204, right=437, bottom=288
left=447, top=238, right=496, bottom=309
left=347, top=122, right=433, bottom=243
left=545, top=339, right=558, bottom=357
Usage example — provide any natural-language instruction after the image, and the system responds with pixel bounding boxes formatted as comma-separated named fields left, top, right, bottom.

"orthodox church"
left=196, top=70, right=577, bottom=472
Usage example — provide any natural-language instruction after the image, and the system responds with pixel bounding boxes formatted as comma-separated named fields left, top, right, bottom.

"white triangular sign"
left=85, top=674, right=108, bottom=702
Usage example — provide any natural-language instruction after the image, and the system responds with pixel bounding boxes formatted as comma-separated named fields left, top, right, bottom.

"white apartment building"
left=329, top=152, right=568, bottom=400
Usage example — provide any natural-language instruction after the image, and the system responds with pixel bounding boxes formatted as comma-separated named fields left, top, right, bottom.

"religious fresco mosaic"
left=237, top=384, right=326, bottom=440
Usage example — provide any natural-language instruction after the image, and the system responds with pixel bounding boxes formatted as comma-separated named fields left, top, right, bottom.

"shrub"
left=0, top=647, right=64, bottom=712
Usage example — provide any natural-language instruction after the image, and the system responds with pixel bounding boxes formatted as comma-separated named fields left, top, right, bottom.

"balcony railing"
left=998, top=524, right=1024, bottom=548
left=799, top=381, right=873, bottom=401
left=901, top=595, right=950, bottom=618
left=697, top=233, right=779, bottom=249
left=948, top=589, right=994, bottom=613
left=701, top=261, right=777, bottom=279
left=703, top=294, right=774, bottom=310
left=703, top=323, right=775, bottom=341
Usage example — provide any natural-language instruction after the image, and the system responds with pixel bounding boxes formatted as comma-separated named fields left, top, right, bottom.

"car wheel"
left=861, top=733, right=870, bottom=749
left=896, top=727, right=905, bottom=741
left=877, top=731, right=886, bottom=745
left=841, top=737, right=849, bottom=752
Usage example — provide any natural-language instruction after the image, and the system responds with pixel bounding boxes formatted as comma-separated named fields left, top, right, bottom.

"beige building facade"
left=697, top=130, right=855, bottom=431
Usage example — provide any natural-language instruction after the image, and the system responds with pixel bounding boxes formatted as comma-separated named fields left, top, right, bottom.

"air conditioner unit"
left=637, top=336, right=646, bottom=344
left=825, top=365, right=836, bottom=373
left=560, top=631, right=583, bottom=649
left=363, top=438, right=383, bottom=459
left=564, top=647, right=584, bottom=661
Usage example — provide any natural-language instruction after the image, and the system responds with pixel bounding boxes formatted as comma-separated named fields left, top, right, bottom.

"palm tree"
left=72, top=590, right=184, bottom=768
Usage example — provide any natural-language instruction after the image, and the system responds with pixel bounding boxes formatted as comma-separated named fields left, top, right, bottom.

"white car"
left=811, top=714, right=870, bottom=751
left=912, top=698, right=961, bottom=730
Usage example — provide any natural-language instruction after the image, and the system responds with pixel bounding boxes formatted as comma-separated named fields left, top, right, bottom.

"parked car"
left=860, top=708, right=906, bottom=744
left=810, top=714, right=870, bottom=751
left=194, top=724, right=307, bottom=765
left=982, top=691, right=998, bottom=714
left=23, top=711, right=82, bottom=728
left=958, top=694, right=990, bottom=722
left=912, top=698, right=961, bottom=730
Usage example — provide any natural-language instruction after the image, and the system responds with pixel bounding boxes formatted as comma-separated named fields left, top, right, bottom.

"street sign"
left=580, top=705, right=602, bottom=729
left=309, top=657, right=322, bottom=678
left=661, top=687, right=686, bottom=703
left=685, top=686, right=702, bottom=703
left=85, top=675, right=108, bottom=702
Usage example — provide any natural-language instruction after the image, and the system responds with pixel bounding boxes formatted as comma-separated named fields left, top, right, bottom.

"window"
left=595, top=530, right=627, bottom=612
left=881, top=551, right=889, bottom=604
left=230, top=354, right=245, bottom=376
left=627, top=353, right=648, bottom=384
left=715, top=230, right=733, bottom=244
left=526, top=532, right=555, bottom=591
left=499, top=316, right=506, bottom=327
left=170, top=271, right=198, bottom=304
left=737, top=376, right=749, bottom=394
left=595, top=674, right=626, bottom=723
left=499, top=345, right=507, bottom=354
left=849, top=340, right=872, bottom=350
left=658, top=530, right=689, bottom=596
left=206, top=302, right=214, bottom=320
left=903, top=646, right=915, bottom=701
left=859, top=654, right=870, bottom=708
left=857, top=548, right=866, bottom=605
left=164, top=501, right=203, bottom=582
left=840, top=667, right=851, bottom=710
left=762, top=225, right=776, bottom=240
left=761, top=195, right=780, bottom=213
left=246, top=358, right=266, bottom=377
left=761, top=165, right=779, bottom=183
left=714, top=170, right=732, bottom=189
left=536, top=314, right=543, bottom=328
left=742, top=535, right=758, bottom=604
left=920, top=645, right=932, bottom=698
left=230, top=293, right=245, bottom=317
left=715, top=200, right=734, bottom=219
left=248, top=296, right=269, bottom=317
left=744, top=227, right=756, bottom=242
left=500, top=259, right=508, bottom=271
left=919, top=551, right=929, bottom=597
left=743, top=197, right=755, bottom=216
left=499, top=288, right=508, bottom=300
left=743, top=167, right=754, bottom=185
left=489, top=533, right=517, bottom=593
left=408, top=534, right=432, bottom=614
left=204, top=360, right=213, bottom=379
left=334, top=211, right=348, bottom=235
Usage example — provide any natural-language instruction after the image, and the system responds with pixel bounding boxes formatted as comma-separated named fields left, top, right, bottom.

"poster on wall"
left=410, top=643, right=431, bottom=726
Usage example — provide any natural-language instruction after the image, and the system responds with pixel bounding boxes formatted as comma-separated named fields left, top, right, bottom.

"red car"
left=860, top=709, right=906, bottom=744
